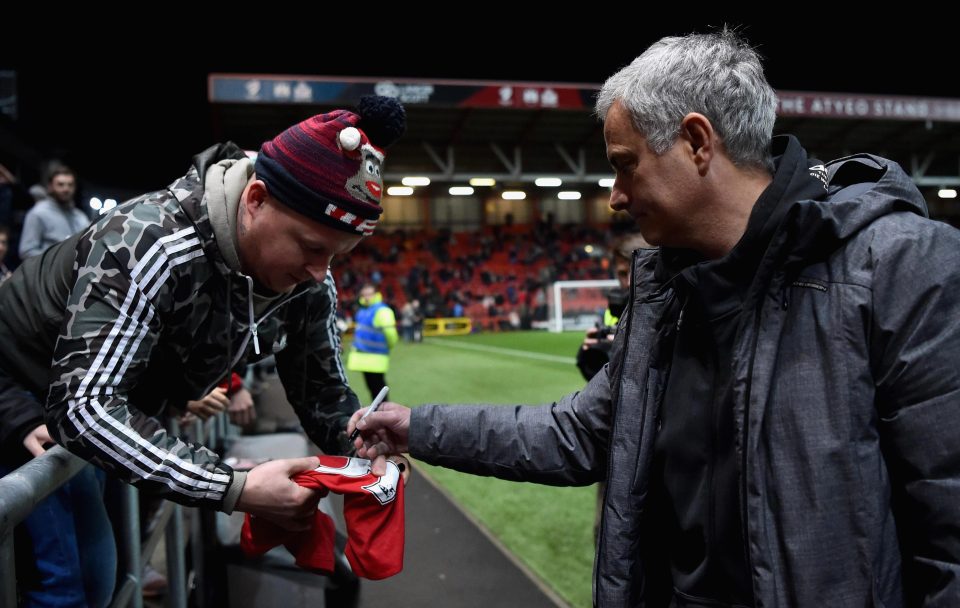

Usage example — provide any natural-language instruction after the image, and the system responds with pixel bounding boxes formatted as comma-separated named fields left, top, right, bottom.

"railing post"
left=165, top=504, right=187, bottom=608
left=185, top=418, right=207, bottom=607
left=1, top=532, right=16, bottom=608
left=121, top=484, right=143, bottom=608
left=190, top=505, right=206, bottom=608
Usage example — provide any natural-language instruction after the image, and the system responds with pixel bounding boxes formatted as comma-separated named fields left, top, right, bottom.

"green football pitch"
left=345, top=330, right=598, bottom=608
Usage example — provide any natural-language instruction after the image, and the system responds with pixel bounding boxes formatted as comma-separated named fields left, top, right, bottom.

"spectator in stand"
left=0, top=224, right=12, bottom=284
left=19, top=164, right=90, bottom=259
left=0, top=163, right=21, bottom=235
left=411, top=299, right=424, bottom=342
left=399, top=301, right=416, bottom=342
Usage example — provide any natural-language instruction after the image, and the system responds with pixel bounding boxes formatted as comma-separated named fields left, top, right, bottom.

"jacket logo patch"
left=272, top=333, right=287, bottom=354
left=809, top=164, right=828, bottom=190
left=792, top=279, right=828, bottom=292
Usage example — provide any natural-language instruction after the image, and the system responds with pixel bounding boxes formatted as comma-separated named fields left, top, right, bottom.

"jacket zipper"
left=198, top=278, right=309, bottom=396
left=246, top=276, right=261, bottom=355
left=739, top=289, right=768, bottom=600
left=595, top=249, right=640, bottom=606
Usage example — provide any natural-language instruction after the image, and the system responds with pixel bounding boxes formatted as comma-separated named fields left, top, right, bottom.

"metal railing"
left=0, top=413, right=231, bottom=608
left=0, top=446, right=88, bottom=607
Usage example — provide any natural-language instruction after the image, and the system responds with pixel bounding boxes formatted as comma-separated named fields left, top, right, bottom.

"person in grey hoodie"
left=351, top=30, right=960, bottom=607
left=18, top=165, right=90, bottom=259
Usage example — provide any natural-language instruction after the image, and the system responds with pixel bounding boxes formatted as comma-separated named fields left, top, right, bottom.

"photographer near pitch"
left=577, top=233, right=650, bottom=381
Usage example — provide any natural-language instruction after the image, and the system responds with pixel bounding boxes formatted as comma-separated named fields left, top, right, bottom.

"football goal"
left=548, top=279, right=618, bottom=333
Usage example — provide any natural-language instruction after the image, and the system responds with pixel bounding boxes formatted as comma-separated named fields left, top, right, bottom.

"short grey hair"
left=596, top=29, right=777, bottom=171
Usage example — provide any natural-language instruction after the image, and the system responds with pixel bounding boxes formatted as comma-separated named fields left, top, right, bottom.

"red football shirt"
left=240, top=456, right=404, bottom=579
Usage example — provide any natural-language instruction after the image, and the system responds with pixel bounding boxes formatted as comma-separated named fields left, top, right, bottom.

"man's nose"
left=609, top=185, right=628, bottom=208
left=305, top=262, right=330, bottom=282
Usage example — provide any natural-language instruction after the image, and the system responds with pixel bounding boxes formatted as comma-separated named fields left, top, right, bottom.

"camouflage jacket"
left=0, top=143, right=360, bottom=509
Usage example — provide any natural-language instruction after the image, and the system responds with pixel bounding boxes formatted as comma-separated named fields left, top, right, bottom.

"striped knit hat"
left=255, top=96, right=405, bottom=236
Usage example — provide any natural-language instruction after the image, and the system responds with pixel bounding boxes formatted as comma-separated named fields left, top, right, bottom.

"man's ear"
left=679, top=113, right=716, bottom=176
left=242, top=179, right=269, bottom=216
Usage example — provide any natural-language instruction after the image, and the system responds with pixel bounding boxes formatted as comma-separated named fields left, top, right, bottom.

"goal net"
left=548, top=279, right=619, bottom=333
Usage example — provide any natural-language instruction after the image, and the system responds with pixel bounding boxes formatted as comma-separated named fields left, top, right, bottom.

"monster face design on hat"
left=337, top=126, right=385, bottom=206
left=347, top=144, right=384, bottom=204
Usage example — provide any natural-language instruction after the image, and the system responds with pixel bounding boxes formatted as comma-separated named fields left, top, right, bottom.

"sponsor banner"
left=209, top=74, right=599, bottom=109
left=777, top=91, right=960, bottom=122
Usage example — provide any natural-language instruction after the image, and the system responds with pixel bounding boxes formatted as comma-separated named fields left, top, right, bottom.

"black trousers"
left=361, top=372, right=386, bottom=401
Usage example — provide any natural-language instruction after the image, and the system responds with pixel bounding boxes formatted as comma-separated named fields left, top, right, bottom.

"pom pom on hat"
left=339, top=127, right=362, bottom=152
left=356, top=95, right=406, bottom=149
left=255, top=96, right=406, bottom=236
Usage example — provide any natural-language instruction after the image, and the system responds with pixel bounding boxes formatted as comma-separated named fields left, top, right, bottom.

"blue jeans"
left=0, top=464, right=117, bottom=608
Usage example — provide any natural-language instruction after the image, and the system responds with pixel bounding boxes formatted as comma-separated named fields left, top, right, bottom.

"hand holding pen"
left=347, top=388, right=412, bottom=476
left=348, top=386, right=390, bottom=442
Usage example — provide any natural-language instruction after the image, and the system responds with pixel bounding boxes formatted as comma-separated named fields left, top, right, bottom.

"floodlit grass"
left=429, top=330, right=589, bottom=356
left=345, top=330, right=597, bottom=608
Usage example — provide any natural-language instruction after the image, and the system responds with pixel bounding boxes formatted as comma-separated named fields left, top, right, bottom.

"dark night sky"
left=2, top=16, right=956, bottom=193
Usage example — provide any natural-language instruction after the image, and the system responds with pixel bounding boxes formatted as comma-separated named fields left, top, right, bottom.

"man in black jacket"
left=351, top=31, right=960, bottom=607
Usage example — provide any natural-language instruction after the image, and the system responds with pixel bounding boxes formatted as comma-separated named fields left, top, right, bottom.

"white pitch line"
left=424, top=338, right=576, bottom=364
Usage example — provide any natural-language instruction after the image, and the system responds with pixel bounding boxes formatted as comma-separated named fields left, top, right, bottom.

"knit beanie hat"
left=255, top=95, right=405, bottom=236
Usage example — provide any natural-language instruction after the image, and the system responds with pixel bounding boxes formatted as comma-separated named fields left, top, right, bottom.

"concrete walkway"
left=355, top=465, right=564, bottom=608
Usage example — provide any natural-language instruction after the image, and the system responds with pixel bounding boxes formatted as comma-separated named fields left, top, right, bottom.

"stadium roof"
left=208, top=75, right=960, bottom=222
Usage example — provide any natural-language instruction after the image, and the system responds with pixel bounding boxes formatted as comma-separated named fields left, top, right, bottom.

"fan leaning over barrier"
left=0, top=96, right=406, bottom=604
